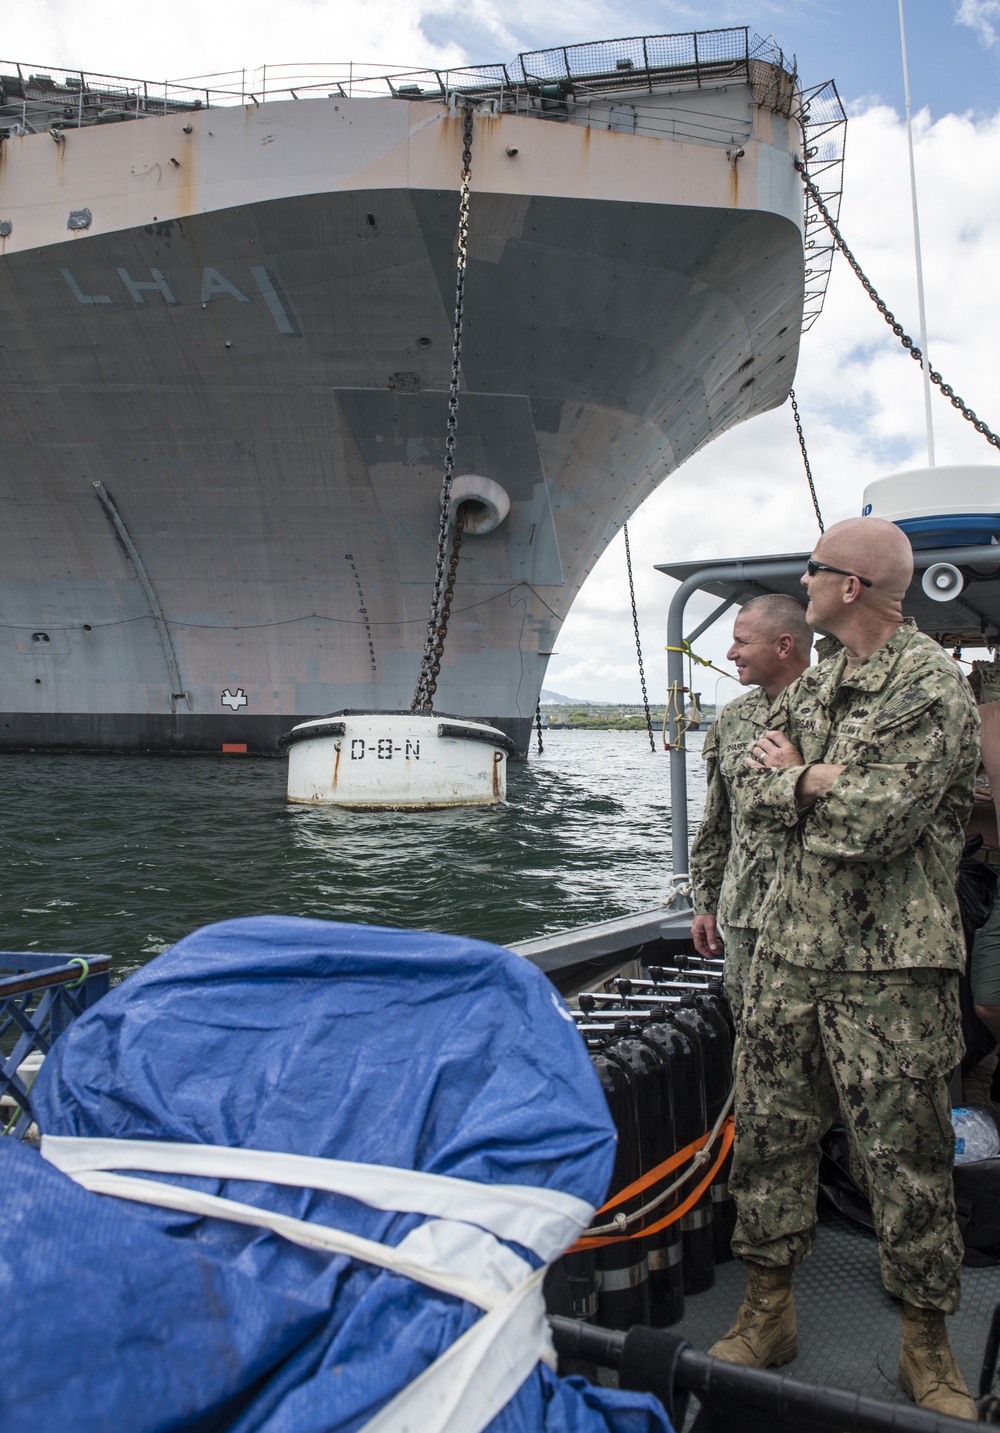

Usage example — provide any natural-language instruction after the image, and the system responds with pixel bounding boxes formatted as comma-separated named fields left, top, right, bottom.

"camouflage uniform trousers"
left=719, top=924, right=757, bottom=1039
left=730, top=946, right=965, bottom=1313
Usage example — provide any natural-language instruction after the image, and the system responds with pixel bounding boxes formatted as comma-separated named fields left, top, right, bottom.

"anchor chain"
left=418, top=509, right=467, bottom=708
left=796, top=159, right=1000, bottom=452
left=411, top=104, right=475, bottom=713
left=624, top=523, right=656, bottom=753
left=789, top=388, right=824, bottom=533
left=534, top=700, right=544, bottom=755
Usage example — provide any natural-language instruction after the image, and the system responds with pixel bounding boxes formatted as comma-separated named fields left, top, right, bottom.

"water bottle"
left=951, top=1105, right=1000, bottom=1164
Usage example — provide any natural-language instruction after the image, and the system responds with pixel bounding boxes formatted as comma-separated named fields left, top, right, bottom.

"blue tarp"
left=8, top=916, right=671, bottom=1433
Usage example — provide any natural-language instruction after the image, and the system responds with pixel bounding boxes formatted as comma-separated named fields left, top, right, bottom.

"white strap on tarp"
left=361, top=1266, right=552, bottom=1433
left=40, top=1135, right=592, bottom=1433
left=41, top=1135, right=587, bottom=1261
left=59, top=1169, right=531, bottom=1313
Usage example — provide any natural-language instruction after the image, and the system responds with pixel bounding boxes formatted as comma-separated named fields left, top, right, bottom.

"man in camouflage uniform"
left=691, top=595, right=812, bottom=1028
left=967, top=681, right=1000, bottom=1071
left=709, top=517, right=980, bottom=1420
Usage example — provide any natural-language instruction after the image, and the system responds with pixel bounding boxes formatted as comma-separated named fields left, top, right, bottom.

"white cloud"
left=955, top=0, right=1000, bottom=47
left=2, top=1, right=466, bottom=81
left=0, top=0, right=850, bottom=86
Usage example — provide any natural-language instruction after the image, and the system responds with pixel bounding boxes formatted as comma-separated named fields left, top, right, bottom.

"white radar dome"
left=861, top=465, right=1000, bottom=549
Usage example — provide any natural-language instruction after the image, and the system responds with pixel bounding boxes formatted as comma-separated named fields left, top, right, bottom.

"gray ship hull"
left=0, top=55, right=812, bottom=754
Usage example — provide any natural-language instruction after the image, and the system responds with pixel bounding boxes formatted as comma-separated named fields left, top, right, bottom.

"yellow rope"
left=664, top=641, right=732, bottom=681
left=665, top=679, right=695, bottom=751
left=663, top=642, right=729, bottom=750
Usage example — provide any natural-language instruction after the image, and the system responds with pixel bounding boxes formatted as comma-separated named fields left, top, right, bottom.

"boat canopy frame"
left=657, top=541, right=1000, bottom=891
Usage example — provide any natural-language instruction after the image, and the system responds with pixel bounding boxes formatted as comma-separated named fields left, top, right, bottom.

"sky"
left=4, top=2, right=1000, bottom=705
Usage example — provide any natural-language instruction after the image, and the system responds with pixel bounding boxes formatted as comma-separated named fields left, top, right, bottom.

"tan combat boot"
left=707, top=1262, right=797, bottom=1367
left=898, top=1302, right=977, bottom=1420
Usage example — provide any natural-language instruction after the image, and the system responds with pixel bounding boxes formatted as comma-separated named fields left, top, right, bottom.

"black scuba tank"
left=691, top=986, right=736, bottom=1262
left=705, top=975, right=736, bottom=1045
left=628, top=1015, right=688, bottom=1326
left=590, top=1041, right=651, bottom=1330
left=545, top=1023, right=619, bottom=1334
left=642, top=1007, right=714, bottom=1296
left=605, top=1022, right=678, bottom=1328
left=671, top=992, right=731, bottom=1289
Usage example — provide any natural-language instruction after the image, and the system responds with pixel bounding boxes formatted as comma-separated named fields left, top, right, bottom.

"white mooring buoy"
left=281, top=712, right=517, bottom=809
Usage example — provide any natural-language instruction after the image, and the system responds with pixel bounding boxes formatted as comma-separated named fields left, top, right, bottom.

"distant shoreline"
left=541, top=704, right=712, bottom=733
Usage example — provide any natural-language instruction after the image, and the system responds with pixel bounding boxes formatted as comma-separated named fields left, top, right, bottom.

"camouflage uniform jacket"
left=690, top=685, right=776, bottom=928
left=740, top=621, right=979, bottom=972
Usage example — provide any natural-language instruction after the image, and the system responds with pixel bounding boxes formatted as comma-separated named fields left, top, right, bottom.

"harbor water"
left=1, top=729, right=709, bottom=979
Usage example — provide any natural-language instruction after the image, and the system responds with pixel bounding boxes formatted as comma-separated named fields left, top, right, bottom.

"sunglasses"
left=805, top=560, right=873, bottom=588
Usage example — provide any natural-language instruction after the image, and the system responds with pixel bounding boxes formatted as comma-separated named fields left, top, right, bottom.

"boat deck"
left=519, top=908, right=999, bottom=1410
left=676, top=1206, right=996, bottom=1411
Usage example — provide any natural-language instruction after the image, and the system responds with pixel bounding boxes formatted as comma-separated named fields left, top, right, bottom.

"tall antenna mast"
left=898, top=0, right=935, bottom=466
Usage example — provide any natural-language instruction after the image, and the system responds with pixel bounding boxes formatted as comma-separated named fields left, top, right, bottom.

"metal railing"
left=0, top=952, right=112, bottom=1140
left=0, top=28, right=795, bottom=123
left=550, top=1316, right=985, bottom=1433
left=0, top=62, right=216, bottom=132
left=799, top=79, right=848, bottom=331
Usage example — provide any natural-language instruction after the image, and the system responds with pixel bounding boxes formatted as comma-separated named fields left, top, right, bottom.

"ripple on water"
left=0, top=730, right=708, bottom=978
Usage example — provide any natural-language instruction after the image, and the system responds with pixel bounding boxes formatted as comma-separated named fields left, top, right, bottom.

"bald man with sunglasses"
left=709, top=518, right=981, bottom=1420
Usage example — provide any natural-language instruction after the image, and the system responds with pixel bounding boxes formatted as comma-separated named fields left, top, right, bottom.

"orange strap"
left=592, top=1126, right=715, bottom=1212
left=567, top=1117, right=734, bottom=1252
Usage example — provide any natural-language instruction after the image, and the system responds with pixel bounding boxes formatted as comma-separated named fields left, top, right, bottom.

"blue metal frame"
left=0, top=952, right=111, bottom=1140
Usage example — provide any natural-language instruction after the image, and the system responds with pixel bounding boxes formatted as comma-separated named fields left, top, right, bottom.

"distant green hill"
left=540, top=700, right=715, bottom=731
left=539, top=688, right=583, bottom=704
